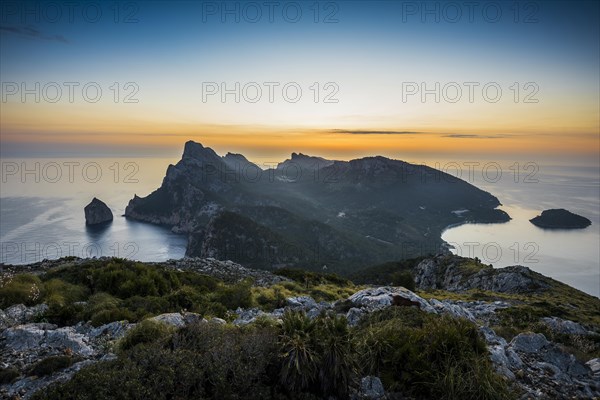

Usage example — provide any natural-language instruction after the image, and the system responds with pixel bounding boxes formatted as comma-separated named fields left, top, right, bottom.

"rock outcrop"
left=0, top=304, right=48, bottom=330
left=414, top=255, right=551, bottom=293
left=84, top=198, right=113, bottom=225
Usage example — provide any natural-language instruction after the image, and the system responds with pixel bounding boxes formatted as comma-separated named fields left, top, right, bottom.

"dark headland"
left=124, top=141, right=510, bottom=272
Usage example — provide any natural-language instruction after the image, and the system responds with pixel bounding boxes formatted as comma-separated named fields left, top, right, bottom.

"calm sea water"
left=0, top=158, right=188, bottom=264
left=1, top=158, right=598, bottom=297
left=440, top=163, right=600, bottom=298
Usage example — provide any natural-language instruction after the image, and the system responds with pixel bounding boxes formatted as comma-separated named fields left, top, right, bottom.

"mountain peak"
left=277, top=153, right=334, bottom=170
left=224, top=152, right=248, bottom=160
left=182, top=141, right=221, bottom=163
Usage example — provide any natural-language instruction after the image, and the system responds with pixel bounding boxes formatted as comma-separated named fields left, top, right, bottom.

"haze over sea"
left=1, top=156, right=598, bottom=297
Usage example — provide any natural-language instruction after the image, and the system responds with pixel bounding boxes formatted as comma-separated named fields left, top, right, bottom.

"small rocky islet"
left=83, top=198, right=113, bottom=226
left=529, top=208, right=591, bottom=229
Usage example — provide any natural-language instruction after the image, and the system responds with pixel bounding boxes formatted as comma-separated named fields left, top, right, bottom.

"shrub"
left=91, top=308, right=135, bottom=327
left=177, top=271, right=219, bottom=292
left=354, top=313, right=512, bottom=400
left=0, top=367, right=20, bottom=384
left=119, top=319, right=173, bottom=351
left=166, top=285, right=204, bottom=311
left=29, top=356, right=74, bottom=377
left=309, top=288, right=338, bottom=302
left=43, top=279, right=88, bottom=307
left=197, top=301, right=228, bottom=318
left=279, top=311, right=319, bottom=392
left=278, top=311, right=357, bottom=398
left=316, top=314, right=356, bottom=398
left=44, top=302, right=86, bottom=326
left=172, top=322, right=279, bottom=397
left=39, top=323, right=280, bottom=400
left=390, top=270, right=416, bottom=291
left=497, top=305, right=550, bottom=329
left=86, top=292, right=121, bottom=313
left=276, top=268, right=350, bottom=287
left=90, top=261, right=180, bottom=298
left=123, top=295, right=169, bottom=318
left=214, top=280, right=253, bottom=310
left=0, top=273, right=42, bottom=308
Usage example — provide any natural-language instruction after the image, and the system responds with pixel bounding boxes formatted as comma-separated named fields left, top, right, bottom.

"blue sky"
left=0, top=0, right=598, bottom=160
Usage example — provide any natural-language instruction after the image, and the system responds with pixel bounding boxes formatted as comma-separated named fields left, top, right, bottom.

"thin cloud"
left=0, top=25, right=69, bottom=44
left=330, top=129, right=428, bottom=135
left=444, top=134, right=513, bottom=139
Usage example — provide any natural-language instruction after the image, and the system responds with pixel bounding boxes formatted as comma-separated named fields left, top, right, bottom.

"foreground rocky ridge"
left=1, top=256, right=599, bottom=399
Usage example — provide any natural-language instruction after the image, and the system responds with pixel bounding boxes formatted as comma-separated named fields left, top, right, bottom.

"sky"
left=0, top=0, right=599, bottom=164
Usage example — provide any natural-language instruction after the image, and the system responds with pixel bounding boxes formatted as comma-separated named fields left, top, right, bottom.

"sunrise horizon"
left=2, top=1, right=599, bottom=163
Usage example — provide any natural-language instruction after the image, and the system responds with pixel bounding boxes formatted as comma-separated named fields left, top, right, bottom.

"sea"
left=1, top=157, right=598, bottom=297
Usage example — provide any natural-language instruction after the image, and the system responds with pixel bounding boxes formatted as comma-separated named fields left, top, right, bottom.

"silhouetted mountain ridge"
left=125, top=141, right=510, bottom=272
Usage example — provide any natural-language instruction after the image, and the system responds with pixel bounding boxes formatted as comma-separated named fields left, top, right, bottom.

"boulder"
left=358, top=376, right=385, bottom=399
left=541, top=317, right=591, bottom=336
left=0, top=304, right=48, bottom=330
left=88, top=320, right=132, bottom=340
left=586, top=358, right=600, bottom=376
left=509, top=332, right=549, bottom=353
left=429, top=299, right=476, bottom=322
left=348, top=286, right=436, bottom=314
left=151, top=313, right=185, bottom=327
left=346, top=308, right=364, bottom=327
left=286, top=296, right=318, bottom=311
left=84, top=198, right=113, bottom=225
left=2, top=323, right=94, bottom=357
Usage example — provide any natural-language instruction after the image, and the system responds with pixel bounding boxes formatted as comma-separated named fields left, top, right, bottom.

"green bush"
left=39, top=323, right=280, bottom=400
left=315, top=314, right=356, bottom=398
left=214, top=280, right=253, bottom=310
left=119, top=319, right=173, bottom=351
left=123, top=295, right=169, bottom=318
left=390, top=270, right=416, bottom=291
left=0, top=367, right=20, bottom=384
left=196, top=301, right=228, bottom=318
left=177, top=271, right=219, bottom=292
left=497, top=305, right=550, bottom=329
left=43, top=279, right=88, bottom=307
left=166, top=286, right=204, bottom=311
left=91, top=308, right=135, bottom=327
left=276, top=268, right=350, bottom=287
left=354, top=312, right=512, bottom=400
left=278, top=311, right=356, bottom=397
left=279, top=311, right=319, bottom=392
left=43, top=302, right=86, bottom=326
left=86, top=292, right=121, bottom=313
left=29, top=356, right=74, bottom=377
left=0, top=273, right=42, bottom=308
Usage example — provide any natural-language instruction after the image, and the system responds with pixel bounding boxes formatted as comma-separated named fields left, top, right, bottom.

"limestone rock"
left=541, top=317, right=591, bottom=336
left=348, top=286, right=436, bottom=314
left=151, top=313, right=185, bottom=327
left=0, top=304, right=48, bottom=330
left=414, top=256, right=549, bottom=293
left=84, top=197, right=113, bottom=225
left=358, top=376, right=385, bottom=399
